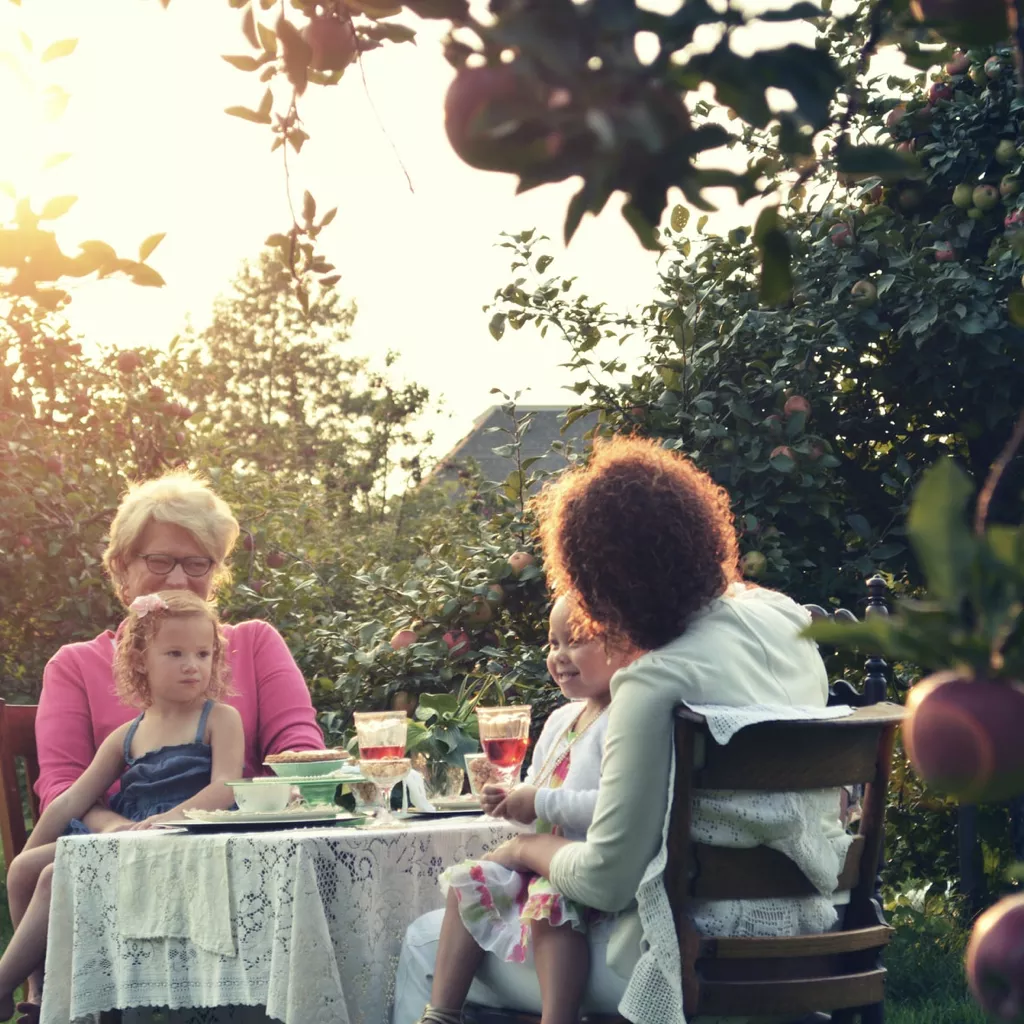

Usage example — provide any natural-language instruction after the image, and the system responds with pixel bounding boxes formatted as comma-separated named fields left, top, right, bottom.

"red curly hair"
left=533, top=435, right=740, bottom=652
left=113, top=590, right=231, bottom=707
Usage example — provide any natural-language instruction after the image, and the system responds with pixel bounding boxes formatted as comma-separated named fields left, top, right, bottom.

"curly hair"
left=532, top=435, right=740, bottom=652
left=113, top=590, right=231, bottom=706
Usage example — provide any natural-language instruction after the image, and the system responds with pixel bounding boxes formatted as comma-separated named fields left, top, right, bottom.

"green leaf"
left=489, top=313, right=506, bottom=340
left=755, top=209, right=792, bottom=306
left=302, top=190, right=316, bottom=223
left=670, top=205, right=690, bottom=232
left=906, top=458, right=976, bottom=606
left=756, top=1, right=822, bottom=19
left=138, top=232, right=165, bottom=262
left=257, top=21, right=277, bottom=55
left=835, top=138, right=916, bottom=180
left=40, top=38, right=77, bottom=62
left=42, top=152, right=71, bottom=170
left=225, top=104, right=271, bottom=124
left=222, top=54, right=263, bottom=71
left=122, top=262, right=166, bottom=287
left=39, top=195, right=77, bottom=220
left=257, top=88, right=273, bottom=119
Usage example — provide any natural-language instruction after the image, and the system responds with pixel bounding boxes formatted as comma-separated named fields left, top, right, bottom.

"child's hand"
left=128, top=811, right=180, bottom=831
left=479, top=784, right=509, bottom=816
left=494, top=785, right=538, bottom=825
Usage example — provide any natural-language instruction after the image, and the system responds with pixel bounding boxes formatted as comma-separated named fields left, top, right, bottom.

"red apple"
left=1001, top=176, right=1020, bottom=199
left=903, top=673, right=1024, bottom=803
left=16, top=534, right=33, bottom=549
left=770, top=445, right=796, bottom=461
left=945, top=52, right=970, bottom=76
left=445, top=65, right=530, bottom=172
left=764, top=413, right=783, bottom=434
left=148, top=386, right=165, bottom=402
left=266, top=550, right=287, bottom=569
left=116, top=350, right=142, bottom=374
left=929, top=82, right=953, bottom=104
left=250, top=579, right=265, bottom=594
left=486, top=584, right=505, bottom=606
left=896, top=140, right=915, bottom=156
left=784, top=395, right=811, bottom=418
left=44, top=454, right=64, bottom=475
left=1005, top=210, right=1024, bottom=231
left=242, top=533, right=255, bottom=552
left=965, top=892, right=1024, bottom=1023
left=830, top=223, right=854, bottom=247
left=303, top=14, right=357, bottom=72
left=443, top=629, right=471, bottom=657
left=173, top=431, right=186, bottom=446
left=507, top=551, right=536, bottom=575
left=739, top=550, right=767, bottom=578
left=935, top=242, right=958, bottom=261
left=986, top=56, right=1004, bottom=79
left=885, top=105, right=907, bottom=130
left=389, top=628, right=417, bottom=650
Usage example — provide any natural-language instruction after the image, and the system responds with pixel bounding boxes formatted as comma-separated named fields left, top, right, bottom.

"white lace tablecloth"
left=42, top=816, right=520, bottom=1024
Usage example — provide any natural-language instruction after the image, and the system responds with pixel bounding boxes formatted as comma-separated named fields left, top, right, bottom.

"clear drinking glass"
left=353, top=711, right=408, bottom=760
left=357, top=758, right=411, bottom=824
left=475, top=705, right=532, bottom=791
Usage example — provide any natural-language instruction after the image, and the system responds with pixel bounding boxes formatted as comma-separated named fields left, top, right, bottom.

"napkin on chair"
left=117, top=834, right=237, bottom=957
left=403, top=769, right=435, bottom=812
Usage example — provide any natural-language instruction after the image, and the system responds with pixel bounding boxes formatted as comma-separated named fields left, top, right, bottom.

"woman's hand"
left=492, top=785, right=538, bottom=825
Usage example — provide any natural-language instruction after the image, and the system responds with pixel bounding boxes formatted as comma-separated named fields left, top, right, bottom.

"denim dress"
left=68, top=700, right=215, bottom=833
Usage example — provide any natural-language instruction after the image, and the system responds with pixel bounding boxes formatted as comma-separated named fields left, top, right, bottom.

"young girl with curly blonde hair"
left=0, top=591, right=243, bottom=1020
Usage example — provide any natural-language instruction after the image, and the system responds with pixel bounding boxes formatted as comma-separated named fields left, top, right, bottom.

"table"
left=42, top=816, right=520, bottom=1024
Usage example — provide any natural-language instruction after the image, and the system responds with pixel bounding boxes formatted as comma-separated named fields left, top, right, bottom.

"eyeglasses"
left=138, top=554, right=215, bottom=578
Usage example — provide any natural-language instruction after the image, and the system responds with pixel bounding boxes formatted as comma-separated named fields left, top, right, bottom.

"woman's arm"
left=137, top=704, right=245, bottom=824
left=545, top=663, right=677, bottom=913
left=249, top=623, right=324, bottom=756
left=25, top=727, right=128, bottom=849
left=35, top=646, right=100, bottom=811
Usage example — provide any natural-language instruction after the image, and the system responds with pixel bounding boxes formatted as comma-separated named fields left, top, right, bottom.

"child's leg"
left=422, top=888, right=487, bottom=1020
left=6, top=846, right=57, bottom=1014
left=0, top=862, right=57, bottom=1018
left=531, top=918, right=589, bottom=1024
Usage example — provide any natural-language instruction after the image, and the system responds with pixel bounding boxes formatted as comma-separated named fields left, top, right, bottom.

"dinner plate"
left=155, top=808, right=367, bottom=832
left=405, top=807, right=486, bottom=818
left=429, top=796, right=482, bottom=811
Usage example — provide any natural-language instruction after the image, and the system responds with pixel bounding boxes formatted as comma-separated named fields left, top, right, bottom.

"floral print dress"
left=440, top=737, right=597, bottom=963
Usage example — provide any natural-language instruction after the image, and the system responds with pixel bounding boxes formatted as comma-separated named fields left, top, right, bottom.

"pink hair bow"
left=130, top=594, right=169, bottom=618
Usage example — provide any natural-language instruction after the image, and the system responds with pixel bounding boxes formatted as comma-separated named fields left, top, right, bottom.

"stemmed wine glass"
left=357, top=757, right=411, bottom=824
left=353, top=710, right=408, bottom=760
left=476, top=705, right=532, bottom=791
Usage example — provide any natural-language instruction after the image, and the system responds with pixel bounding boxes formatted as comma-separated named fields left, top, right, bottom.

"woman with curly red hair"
left=394, top=436, right=849, bottom=1024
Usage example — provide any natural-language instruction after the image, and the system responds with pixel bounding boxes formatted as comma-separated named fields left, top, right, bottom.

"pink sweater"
left=35, top=619, right=324, bottom=811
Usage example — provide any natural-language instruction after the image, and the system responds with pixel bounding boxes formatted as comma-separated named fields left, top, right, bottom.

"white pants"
left=390, top=909, right=628, bottom=1024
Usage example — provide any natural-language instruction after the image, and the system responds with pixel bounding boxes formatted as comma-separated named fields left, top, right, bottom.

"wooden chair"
left=466, top=703, right=904, bottom=1024
left=0, top=699, right=40, bottom=869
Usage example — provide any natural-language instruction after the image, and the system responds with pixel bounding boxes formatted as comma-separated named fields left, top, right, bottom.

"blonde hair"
left=113, top=590, right=231, bottom=706
left=104, top=472, right=240, bottom=605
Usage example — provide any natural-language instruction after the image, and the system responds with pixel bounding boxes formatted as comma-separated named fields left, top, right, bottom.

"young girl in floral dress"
left=0, top=591, right=244, bottom=1021
left=412, top=595, right=638, bottom=1024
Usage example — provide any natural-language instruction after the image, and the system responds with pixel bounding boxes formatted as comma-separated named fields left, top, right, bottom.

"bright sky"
left=0, top=1, right=910, bottom=458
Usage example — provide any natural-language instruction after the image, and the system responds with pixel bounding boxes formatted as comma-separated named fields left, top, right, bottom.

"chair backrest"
left=667, top=702, right=905, bottom=1019
left=0, top=700, right=41, bottom=868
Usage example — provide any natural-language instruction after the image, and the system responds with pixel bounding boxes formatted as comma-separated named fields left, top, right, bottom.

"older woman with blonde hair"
left=34, top=471, right=324, bottom=826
